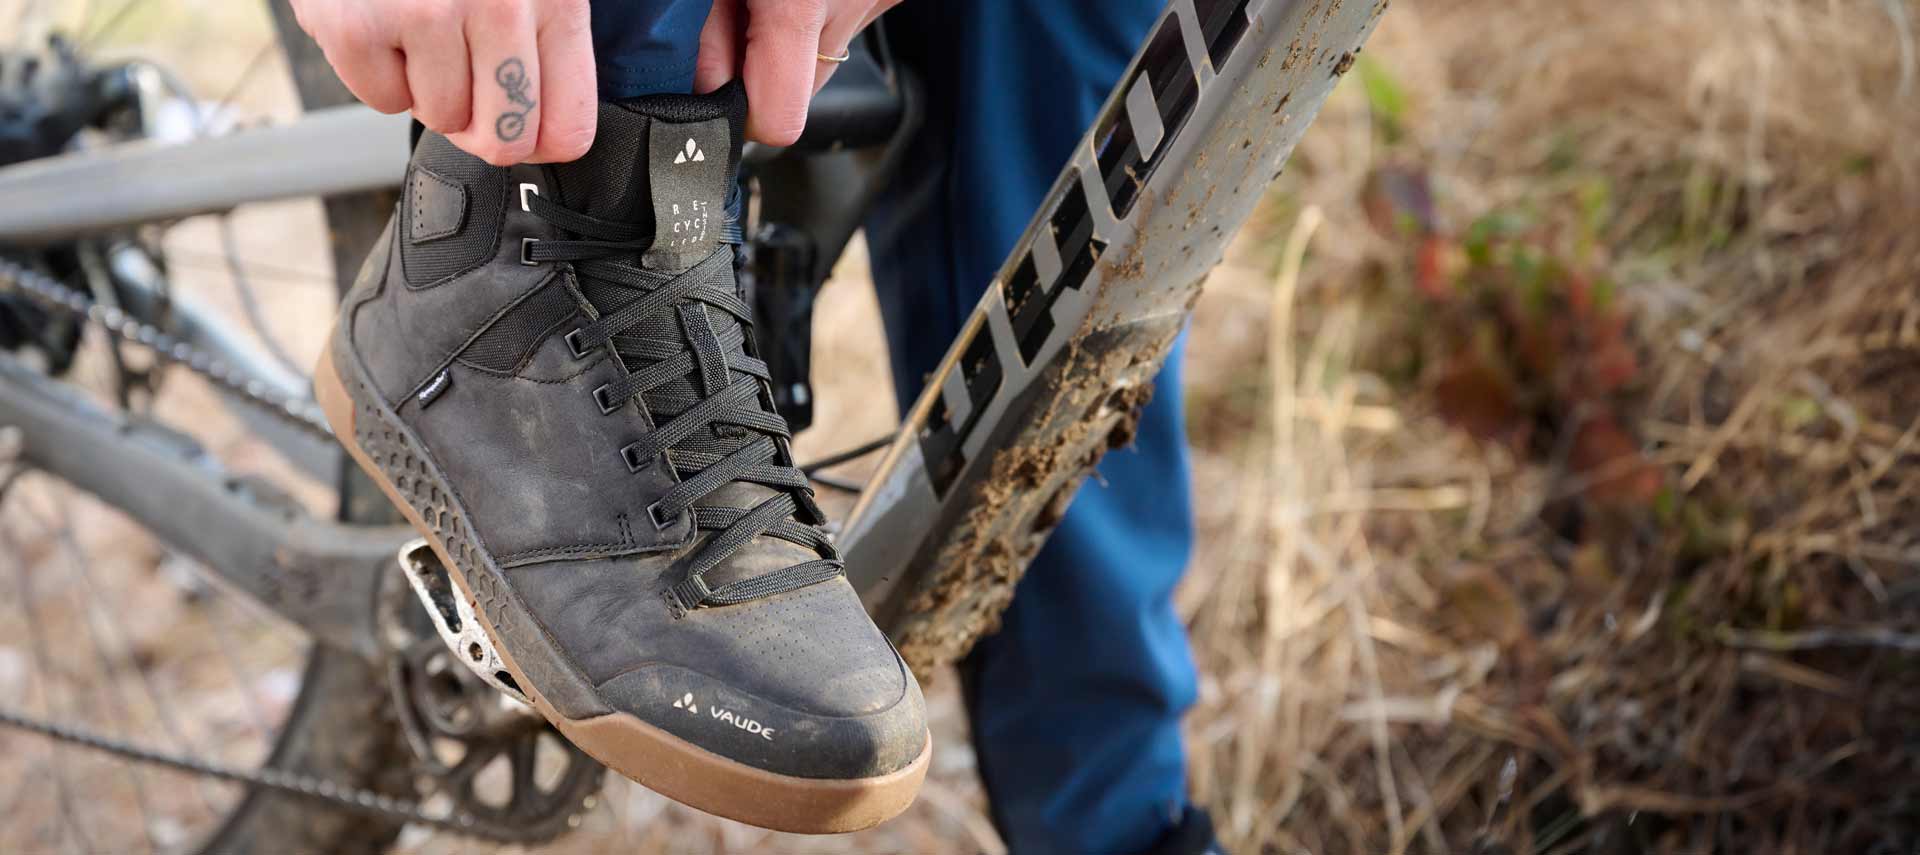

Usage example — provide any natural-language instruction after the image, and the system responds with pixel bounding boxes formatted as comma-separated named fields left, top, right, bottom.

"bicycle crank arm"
left=841, top=0, right=1387, bottom=671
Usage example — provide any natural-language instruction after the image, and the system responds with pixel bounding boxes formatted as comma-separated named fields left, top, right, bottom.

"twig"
left=1717, top=625, right=1920, bottom=653
left=1681, top=386, right=1768, bottom=490
left=1238, top=204, right=1322, bottom=838
left=1736, top=653, right=1853, bottom=696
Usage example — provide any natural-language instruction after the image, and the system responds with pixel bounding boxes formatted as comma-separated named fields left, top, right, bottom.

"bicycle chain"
left=0, top=705, right=588, bottom=843
left=0, top=259, right=593, bottom=843
left=0, top=256, right=334, bottom=441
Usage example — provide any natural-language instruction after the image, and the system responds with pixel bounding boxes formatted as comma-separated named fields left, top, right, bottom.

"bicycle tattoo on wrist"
left=494, top=58, right=537, bottom=142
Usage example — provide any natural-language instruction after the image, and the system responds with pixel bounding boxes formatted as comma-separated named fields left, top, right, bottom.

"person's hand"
left=289, top=0, right=597, bottom=165
left=694, top=0, right=903, bottom=146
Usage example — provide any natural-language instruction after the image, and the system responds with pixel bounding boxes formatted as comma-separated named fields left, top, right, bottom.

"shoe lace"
left=521, top=189, right=842, bottom=613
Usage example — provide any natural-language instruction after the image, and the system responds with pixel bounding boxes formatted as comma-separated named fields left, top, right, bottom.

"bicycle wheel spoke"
left=199, top=591, right=280, bottom=753
left=81, top=0, right=151, bottom=47
left=0, top=22, right=623, bottom=845
left=219, top=214, right=307, bottom=377
left=0, top=508, right=98, bottom=855
left=46, top=497, right=227, bottom=824
left=161, top=249, right=339, bottom=289
left=0, top=753, right=73, bottom=848
left=14, top=493, right=165, bottom=853
left=0, top=755, right=42, bottom=818
left=209, top=41, right=278, bottom=117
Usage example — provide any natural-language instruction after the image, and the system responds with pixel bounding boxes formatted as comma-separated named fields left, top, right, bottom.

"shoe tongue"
left=548, top=82, right=747, bottom=272
left=550, top=86, right=821, bottom=587
left=552, top=83, right=782, bottom=525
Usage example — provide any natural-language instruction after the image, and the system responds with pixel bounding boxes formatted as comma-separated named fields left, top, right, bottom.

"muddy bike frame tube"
left=839, top=0, right=1385, bottom=668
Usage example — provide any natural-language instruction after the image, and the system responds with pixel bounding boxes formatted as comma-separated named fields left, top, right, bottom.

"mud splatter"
left=1281, top=39, right=1306, bottom=70
left=888, top=317, right=1182, bottom=675
left=879, top=0, right=1375, bottom=673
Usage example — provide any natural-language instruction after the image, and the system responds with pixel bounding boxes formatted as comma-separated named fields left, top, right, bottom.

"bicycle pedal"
left=395, top=538, right=531, bottom=706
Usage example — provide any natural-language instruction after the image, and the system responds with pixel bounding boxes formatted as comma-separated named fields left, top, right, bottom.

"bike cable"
left=797, top=432, right=896, bottom=493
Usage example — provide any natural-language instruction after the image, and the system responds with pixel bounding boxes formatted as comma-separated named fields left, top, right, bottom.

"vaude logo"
left=708, top=705, right=776, bottom=741
left=673, top=137, right=707, bottom=164
left=670, top=692, right=697, bottom=714
left=668, top=692, right=775, bottom=740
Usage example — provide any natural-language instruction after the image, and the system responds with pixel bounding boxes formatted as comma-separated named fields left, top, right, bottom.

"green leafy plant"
left=1364, top=166, right=1660, bottom=505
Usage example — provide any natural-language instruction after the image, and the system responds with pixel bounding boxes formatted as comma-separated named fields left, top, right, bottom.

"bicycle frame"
left=0, top=0, right=1382, bottom=667
left=0, top=351, right=407, bottom=659
left=843, top=0, right=1384, bottom=665
left=0, top=105, right=412, bottom=244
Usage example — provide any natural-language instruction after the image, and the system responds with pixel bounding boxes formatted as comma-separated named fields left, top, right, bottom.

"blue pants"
left=592, top=4, right=1199, bottom=852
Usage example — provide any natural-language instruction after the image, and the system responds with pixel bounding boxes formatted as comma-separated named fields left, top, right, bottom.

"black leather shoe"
left=314, top=82, right=928, bottom=833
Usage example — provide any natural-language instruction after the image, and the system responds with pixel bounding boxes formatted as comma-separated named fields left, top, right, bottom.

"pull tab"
left=644, top=116, right=730, bottom=271
left=417, top=369, right=452, bottom=408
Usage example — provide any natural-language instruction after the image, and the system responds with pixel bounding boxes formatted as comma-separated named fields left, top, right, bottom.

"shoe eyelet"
left=592, top=383, right=619, bottom=414
left=647, top=501, right=677, bottom=530
left=564, top=328, right=591, bottom=358
left=520, top=237, right=540, bottom=265
left=620, top=443, right=645, bottom=472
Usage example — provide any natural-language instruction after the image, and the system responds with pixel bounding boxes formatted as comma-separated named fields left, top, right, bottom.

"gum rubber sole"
left=313, top=340, right=929, bottom=834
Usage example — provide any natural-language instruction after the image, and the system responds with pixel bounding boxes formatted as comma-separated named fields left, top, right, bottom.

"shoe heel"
left=312, top=337, right=359, bottom=455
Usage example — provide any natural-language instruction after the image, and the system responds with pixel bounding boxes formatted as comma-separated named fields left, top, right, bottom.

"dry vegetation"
left=3, top=0, right=1918, bottom=852
left=1183, top=0, right=1920, bottom=851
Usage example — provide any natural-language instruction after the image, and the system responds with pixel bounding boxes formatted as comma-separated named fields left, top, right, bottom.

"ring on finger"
left=816, top=48, right=852, bottom=64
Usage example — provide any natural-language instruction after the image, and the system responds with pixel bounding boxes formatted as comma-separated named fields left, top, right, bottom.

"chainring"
left=379, top=545, right=606, bottom=840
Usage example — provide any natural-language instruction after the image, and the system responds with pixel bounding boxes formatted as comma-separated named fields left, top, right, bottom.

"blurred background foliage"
left=4, top=0, right=1919, bottom=852
left=1184, top=0, right=1920, bottom=851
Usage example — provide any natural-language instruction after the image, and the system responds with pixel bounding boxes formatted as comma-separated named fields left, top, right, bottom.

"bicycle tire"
left=182, top=4, right=418, bottom=850
left=0, top=6, right=417, bottom=850
left=194, top=650, right=409, bottom=855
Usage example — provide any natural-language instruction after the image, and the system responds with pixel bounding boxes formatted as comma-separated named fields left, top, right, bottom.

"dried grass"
left=1182, top=0, right=1920, bottom=851
left=8, top=0, right=1920, bottom=851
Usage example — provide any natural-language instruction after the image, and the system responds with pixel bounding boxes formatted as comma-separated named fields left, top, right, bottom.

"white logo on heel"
left=673, top=138, right=707, bottom=164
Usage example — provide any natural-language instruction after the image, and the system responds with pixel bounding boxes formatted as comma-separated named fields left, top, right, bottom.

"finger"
left=399, top=13, right=472, bottom=133
left=810, top=1, right=877, bottom=94
left=449, top=1, right=542, bottom=166
left=694, top=0, right=743, bottom=93
left=321, top=7, right=411, bottom=113
left=741, top=0, right=826, bottom=145
left=288, top=0, right=318, bottom=38
left=529, top=3, right=596, bottom=163
left=858, top=0, right=902, bottom=34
